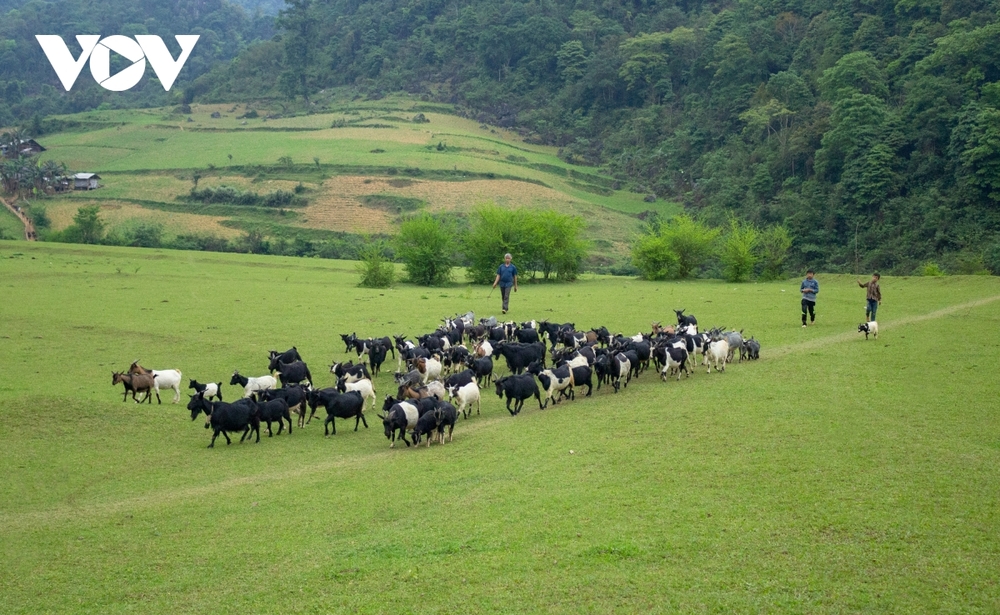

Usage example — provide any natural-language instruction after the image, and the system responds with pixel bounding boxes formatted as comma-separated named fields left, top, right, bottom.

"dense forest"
left=3, top=0, right=1000, bottom=273
left=199, top=0, right=1000, bottom=274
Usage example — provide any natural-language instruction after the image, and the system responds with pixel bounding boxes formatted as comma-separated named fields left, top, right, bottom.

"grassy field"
left=27, top=96, right=673, bottom=258
left=2, top=241, right=999, bottom=613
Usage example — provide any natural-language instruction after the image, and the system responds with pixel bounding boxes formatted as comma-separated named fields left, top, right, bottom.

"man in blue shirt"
left=492, top=253, right=518, bottom=314
left=800, top=269, right=818, bottom=327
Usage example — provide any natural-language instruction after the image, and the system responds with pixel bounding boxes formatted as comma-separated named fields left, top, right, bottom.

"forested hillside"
left=3, top=0, right=999, bottom=273
left=196, top=0, right=1000, bottom=273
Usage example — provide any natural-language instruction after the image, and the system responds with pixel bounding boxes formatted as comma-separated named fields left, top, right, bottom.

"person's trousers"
left=501, top=285, right=512, bottom=312
left=866, top=299, right=878, bottom=321
left=801, top=299, right=815, bottom=324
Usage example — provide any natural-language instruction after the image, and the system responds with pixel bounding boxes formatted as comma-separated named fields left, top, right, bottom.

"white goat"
left=705, top=339, right=729, bottom=373
left=232, top=371, right=277, bottom=398
left=338, top=377, right=377, bottom=410
left=128, top=362, right=181, bottom=403
left=415, top=357, right=442, bottom=384
left=448, top=382, right=481, bottom=419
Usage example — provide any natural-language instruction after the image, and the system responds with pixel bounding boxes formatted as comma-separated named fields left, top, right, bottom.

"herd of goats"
left=110, top=309, right=762, bottom=449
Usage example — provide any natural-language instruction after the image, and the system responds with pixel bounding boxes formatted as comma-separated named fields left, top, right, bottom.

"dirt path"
left=766, top=294, right=1000, bottom=359
left=4, top=293, right=1000, bottom=529
left=0, top=194, right=36, bottom=240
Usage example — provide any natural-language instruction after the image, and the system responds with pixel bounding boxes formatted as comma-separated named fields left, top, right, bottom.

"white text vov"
left=35, top=35, right=200, bottom=92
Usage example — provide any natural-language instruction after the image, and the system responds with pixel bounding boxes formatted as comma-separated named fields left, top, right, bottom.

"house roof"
left=73, top=173, right=101, bottom=180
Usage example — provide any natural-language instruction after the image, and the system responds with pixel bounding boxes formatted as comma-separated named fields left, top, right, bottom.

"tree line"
left=359, top=204, right=587, bottom=287
left=190, top=0, right=1000, bottom=275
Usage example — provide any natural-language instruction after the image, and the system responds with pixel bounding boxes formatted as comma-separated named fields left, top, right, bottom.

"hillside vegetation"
left=3, top=0, right=1000, bottom=273
left=192, top=0, right=1000, bottom=274
left=25, top=98, right=667, bottom=266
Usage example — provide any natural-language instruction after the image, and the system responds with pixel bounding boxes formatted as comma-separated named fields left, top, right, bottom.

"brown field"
left=43, top=199, right=242, bottom=238
left=297, top=175, right=641, bottom=254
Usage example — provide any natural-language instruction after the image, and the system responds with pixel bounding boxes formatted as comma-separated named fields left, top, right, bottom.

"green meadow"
left=2, top=240, right=999, bottom=613
left=25, top=97, right=673, bottom=257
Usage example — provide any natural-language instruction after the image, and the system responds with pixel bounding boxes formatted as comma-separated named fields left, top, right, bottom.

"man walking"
left=492, top=253, right=518, bottom=314
left=800, top=269, right=818, bottom=327
left=857, top=273, right=881, bottom=322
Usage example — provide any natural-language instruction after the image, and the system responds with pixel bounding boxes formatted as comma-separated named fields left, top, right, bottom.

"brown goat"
left=112, top=371, right=158, bottom=403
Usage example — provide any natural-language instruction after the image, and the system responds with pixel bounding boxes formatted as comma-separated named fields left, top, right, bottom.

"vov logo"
left=35, top=35, right=200, bottom=92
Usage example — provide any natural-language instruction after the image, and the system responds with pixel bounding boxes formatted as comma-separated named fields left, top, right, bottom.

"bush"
left=986, top=242, right=1000, bottom=275
left=121, top=222, right=164, bottom=248
left=357, top=240, right=395, bottom=288
left=921, top=262, right=946, bottom=276
left=464, top=203, right=586, bottom=283
left=719, top=219, right=759, bottom=282
left=630, top=214, right=718, bottom=280
left=660, top=215, right=719, bottom=278
left=28, top=205, right=50, bottom=230
left=632, top=233, right=679, bottom=280
left=55, top=205, right=104, bottom=244
left=758, top=225, right=792, bottom=280
left=396, top=213, right=454, bottom=286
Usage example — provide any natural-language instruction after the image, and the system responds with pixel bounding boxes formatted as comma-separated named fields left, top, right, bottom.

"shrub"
left=630, top=214, right=718, bottom=280
left=632, top=233, right=679, bottom=280
left=55, top=205, right=104, bottom=244
left=464, top=203, right=586, bottom=283
left=660, top=215, right=719, bottom=278
left=758, top=225, right=792, bottom=280
left=719, top=219, right=759, bottom=282
left=922, top=262, right=946, bottom=276
left=986, top=242, right=1000, bottom=275
left=396, top=213, right=454, bottom=286
left=28, top=205, right=50, bottom=230
left=357, top=240, right=395, bottom=288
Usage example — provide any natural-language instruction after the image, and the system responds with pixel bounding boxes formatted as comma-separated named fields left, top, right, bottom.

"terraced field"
left=26, top=96, right=674, bottom=258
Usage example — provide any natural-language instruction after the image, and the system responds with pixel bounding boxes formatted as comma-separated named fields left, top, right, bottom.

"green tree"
left=464, top=204, right=533, bottom=285
left=719, top=219, right=759, bottom=282
left=356, top=239, right=395, bottom=288
left=71, top=205, right=105, bottom=244
left=619, top=33, right=671, bottom=104
left=661, top=215, right=719, bottom=279
left=631, top=232, right=678, bottom=280
left=396, top=213, right=454, bottom=286
left=528, top=210, right=587, bottom=280
left=758, top=226, right=793, bottom=280
left=556, top=40, right=587, bottom=83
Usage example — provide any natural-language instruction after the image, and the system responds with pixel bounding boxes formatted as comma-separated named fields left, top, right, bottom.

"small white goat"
left=231, top=371, right=277, bottom=398
left=338, top=377, right=377, bottom=410
left=858, top=321, right=878, bottom=340
left=705, top=339, right=729, bottom=373
left=448, top=382, right=481, bottom=419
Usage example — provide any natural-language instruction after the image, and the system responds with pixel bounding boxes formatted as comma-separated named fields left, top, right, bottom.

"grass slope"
left=32, top=97, right=674, bottom=257
left=2, top=241, right=999, bottom=613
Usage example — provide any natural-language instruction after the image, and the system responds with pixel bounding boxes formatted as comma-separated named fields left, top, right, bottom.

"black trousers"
left=801, top=299, right=815, bottom=324
left=500, top=285, right=512, bottom=311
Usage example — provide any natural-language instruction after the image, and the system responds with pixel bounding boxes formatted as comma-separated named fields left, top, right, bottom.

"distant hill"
left=3, top=0, right=1000, bottom=273
left=192, top=0, right=1000, bottom=275
left=24, top=98, right=667, bottom=268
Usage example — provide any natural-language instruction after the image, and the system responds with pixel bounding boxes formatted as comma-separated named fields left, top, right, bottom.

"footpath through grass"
left=1, top=241, right=999, bottom=613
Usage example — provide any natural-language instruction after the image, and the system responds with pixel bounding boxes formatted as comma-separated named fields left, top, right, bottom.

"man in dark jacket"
left=492, top=253, right=518, bottom=314
left=800, top=269, right=818, bottom=327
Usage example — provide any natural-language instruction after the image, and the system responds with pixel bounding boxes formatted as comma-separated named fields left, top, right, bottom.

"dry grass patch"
left=43, top=199, right=241, bottom=238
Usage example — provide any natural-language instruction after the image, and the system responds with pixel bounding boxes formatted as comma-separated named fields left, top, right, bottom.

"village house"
left=1, top=139, right=46, bottom=158
left=73, top=173, right=101, bottom=190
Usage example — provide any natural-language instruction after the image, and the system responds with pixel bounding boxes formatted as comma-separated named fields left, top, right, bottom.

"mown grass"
left=1, top=241, right=999, bottom=613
